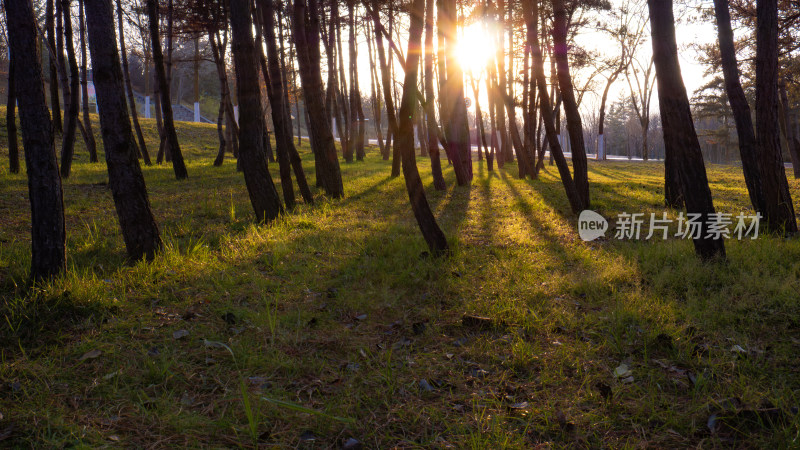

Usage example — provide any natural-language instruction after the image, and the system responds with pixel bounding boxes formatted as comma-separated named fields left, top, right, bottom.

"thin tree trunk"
left=779, top=80, right=800, bottom=178
left=84, top=0, right=162, bottom=260
left=117, top=0, right=150, bottom=165
left=398, top=0, right=449, bottom=256
left=59, top=0, right=80, bottom=178
left=6, top=0, right=66, bottom=281
left=424, top=0, right=446, bottom=190
left=553, top=0, right=589, bottom=205
left=293, top=0, right=344, bottom=198
left=46, top=0, right=63, bottom=134
left=649, top=0, right=726, bottom=258
left=754, top=0, right=796, bottom=232
left=78, top=0, right=98, bottom=163
left=229, top=0, right=284, bottom=222
left=146, top=0, right=188, bottom=179
left=6, top=55, right=20, bottom=174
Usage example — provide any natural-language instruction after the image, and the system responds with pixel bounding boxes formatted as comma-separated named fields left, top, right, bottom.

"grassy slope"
left=1, top=113, right=800, bottom=447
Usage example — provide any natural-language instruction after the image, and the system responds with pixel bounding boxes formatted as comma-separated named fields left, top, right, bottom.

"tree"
left=228, top=0, right=284, bottom=222
left=397, top=0, right=448, bottom=256
left=712, top=0, right=764, bottom=212
left=146, top=0, right=188, bottom=179
left=649, top=0, right=725, bottom=259
left=117, top=0, right=151, bottom=165
left=45, top=0, right=63, bottom=135
left=424, top=0, right=446, bottom=190
left=58, top=0, right=81, bottom=178
left=5, top=0, right=67, bottom=281
left=754, top=0, right=797, bottom=232
left=84, top=0, right=162, bottom=260
left=6, top=48, right=19, bottom=174
left=292, top=0, right=344, bottom=198
left=78, top=0, right=98, bottom=163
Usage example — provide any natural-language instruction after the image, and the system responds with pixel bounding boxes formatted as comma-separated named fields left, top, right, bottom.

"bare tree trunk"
left=6, top=55, right=20, bottom=174
left=779, top=80, right=800, bottom=178
left=553, top=0, right=589, bottom=205
left=146, top=0, right=188, bottom=179
left=424, top=0, right=446, bottom=190
left=439, top=0, right=471, bottom=184
left=78, top=0, right=98, bottom=163
left=84, top=0, right=162, bottom=260
left=6, top=0, right=66, bottom=281
left=366, top=19, right=387, bottom=159
left=649, top=0, right=726, bottom=258
left=398, top=0, right=448, bottom=256
left=229, top=0, right=284, bottom=222
left=116, top=0, right=150, bottom=165
left=371, top=3, right=401, bottom=176
left=46, top=0, right=63, bottom=134
left=754, top=0, right=796, bottom=232
left=524, top=0, right=584, bottom=213
left=293, top=0, right=344, bottom=198
left=59, top=0, right=80, bottom=178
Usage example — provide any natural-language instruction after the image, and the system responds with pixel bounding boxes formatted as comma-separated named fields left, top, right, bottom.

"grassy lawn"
left=1, top=115, right=800, bottom=448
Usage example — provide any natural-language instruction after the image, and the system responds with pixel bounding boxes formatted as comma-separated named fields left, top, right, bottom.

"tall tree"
left=78, top=0, right=98, bottom=163
left=754, top=0, right=797, bottom=232
left=6, top=52, right=19, bottom=174
left=398, top=0, right=449, bottom=256
left=649, top=0, right=726, bottom=259
left=424, top=0, right=446, bottom=190
left=146, top=0, right=189, bottom=179
left=712, top=0, right=764, bottom=211
left=6, top=0, right=67, bottom=281
left=292, top=0, right=344, bottom=198
left=59, top=0, right=80, bottom=178
left=117, top=0, right=151, bottom=165
left=46, top=0, right=63, bottom=134
left=84, top=0, right=162, bottom=260
left=228, top=0, right=284, bottom=222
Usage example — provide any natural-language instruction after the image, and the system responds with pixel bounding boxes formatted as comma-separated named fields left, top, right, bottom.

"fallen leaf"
left=613, top=363, right=632, bottom=378
left=79, top=349, right=102, bottom=361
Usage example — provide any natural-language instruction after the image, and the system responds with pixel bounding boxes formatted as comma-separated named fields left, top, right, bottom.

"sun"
left=455, top=21, right=496, bottom=76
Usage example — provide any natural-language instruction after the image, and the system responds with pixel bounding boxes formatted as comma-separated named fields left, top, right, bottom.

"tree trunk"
left=6, top=55, right=20, bottom=174
left=84, top=0, right=162, bottom=260
left=229, top=0, right=284, bottom=222
left=46, top=0, right=63, bottom=134
left=117, top=0, right=150, bottom=165
left=59, top=0, right=80, bottom=178
left=524, top=0, right=584, bottom=213
left=439, top=0, right=472, bottom=185
left=424, top=0, right=446, bottom=190
left=779, top=80, right=800, bottom=178
left=649, top=0, right=726, bottom=258
left=552, top=0, right=589, bottom=205
left=146, top=0, right=188, bottom=179
left=293, top=0, right=344, bottom=198
left=398, top=0, right=449, bottom=256
left=754, top=0, right=797, bottom=232
left=78, top=0, right=98, bottom=163
left=6, top=0, right=67, bottom=281
left=366, top=20, right=387, bottom=159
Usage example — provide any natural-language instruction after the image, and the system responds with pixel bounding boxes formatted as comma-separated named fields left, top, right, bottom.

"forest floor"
left=2, top=115, right=800, bottom=448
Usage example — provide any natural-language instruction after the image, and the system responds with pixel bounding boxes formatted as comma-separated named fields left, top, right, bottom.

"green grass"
left=2, top=113, right=800, bottom=447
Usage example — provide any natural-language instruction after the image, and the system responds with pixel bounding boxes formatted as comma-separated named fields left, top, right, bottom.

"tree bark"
left=59, top=0, right=80, bottom=178
left=292, top=0, right=344, bottom=198
left=398, top=0, right=449, bottom=256
left=229, top=0, right=284, bottom=223
left=78, top=0, right=98, bottom=163
left=524, top=0, right=585, bottom=213
left=754, top=0, right=797, bottom=232
left=116, top=0, right=151, bottom=165
left=424, top=0, right=446, bottom=190
left=146, top=0, right=188, bottom=179
left=6, top=55, right=19, bottom=174
left=6, top=0, right=67, bottom=281
left=552, top=0, right=589, bottom=205
left=649, top=0, right=726, bottom=259
left=779, top=80, right=800, bottom=178
left=84, top=0, right=162, bottom=261
left=371, top=4, right=401, bottom=177
left=46, top=0, right=63, bottom=134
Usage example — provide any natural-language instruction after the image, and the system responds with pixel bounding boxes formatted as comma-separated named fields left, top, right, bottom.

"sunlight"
left=455, top=21, right=495, bottom=76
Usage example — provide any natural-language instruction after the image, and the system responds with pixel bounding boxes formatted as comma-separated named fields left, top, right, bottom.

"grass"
left=2, top=112, right=800, bottom=447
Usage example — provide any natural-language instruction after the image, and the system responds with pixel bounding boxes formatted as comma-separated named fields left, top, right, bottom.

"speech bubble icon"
left=578, top=210, right=608, bottom=241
